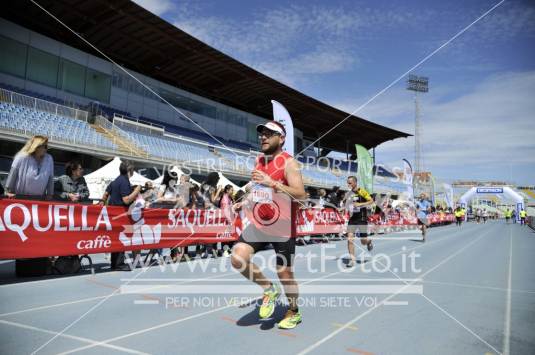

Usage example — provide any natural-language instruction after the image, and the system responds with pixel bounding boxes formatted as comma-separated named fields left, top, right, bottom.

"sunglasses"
left=39, top=144, right=48, bottom=149
left=258, top=130, right=281, bottom=139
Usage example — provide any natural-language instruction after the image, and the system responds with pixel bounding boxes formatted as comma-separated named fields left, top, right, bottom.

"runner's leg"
left=231, top=242, right=271, bottom=289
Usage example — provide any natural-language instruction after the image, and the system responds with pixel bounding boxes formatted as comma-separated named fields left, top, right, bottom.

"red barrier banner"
left=296, top=208, right=346, bottom=236
left=0, top=199, right=237, bottom=259
left=0, top=199, right=456, bottom=259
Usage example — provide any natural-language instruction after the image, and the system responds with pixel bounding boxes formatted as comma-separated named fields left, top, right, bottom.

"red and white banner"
left=0, top=199, right=237, bottom=259
left=0, top=199, right=455, bottom=259
left=296, top=208, right=346, bottom=236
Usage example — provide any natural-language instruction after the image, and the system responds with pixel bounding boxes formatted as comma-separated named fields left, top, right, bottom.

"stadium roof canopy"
left=3, top=0, right=411, bottom=152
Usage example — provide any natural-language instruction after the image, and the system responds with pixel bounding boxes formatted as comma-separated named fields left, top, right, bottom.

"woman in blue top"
left=5, top=135, right=54, bottom=199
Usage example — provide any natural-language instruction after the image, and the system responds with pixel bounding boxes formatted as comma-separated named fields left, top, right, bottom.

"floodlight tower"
left=407, top=74, right=429, bottom=173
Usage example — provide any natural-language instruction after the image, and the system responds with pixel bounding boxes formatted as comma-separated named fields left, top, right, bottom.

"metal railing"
left=113, top=114, right=164, bottom=136
left=0, top=88, right=88, bottom=122
left=94, top=116, right=150, bottom=158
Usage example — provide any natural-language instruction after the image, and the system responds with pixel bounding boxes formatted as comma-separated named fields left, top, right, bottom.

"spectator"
left=178, top=174, right=193, bottom=207
left=54, top=159, right=90, bottom=202
left=142, top=181, right=157, bottom=206
left=101, top=161, right=141, bottom=271
left=155, top=170, right=189, bottom=262
left=141, top=180, right=163, bottom=263
left=336, top=189, right=346, bottom=209
left=217, top=184, right=235, bottom=257
left=326, top=186, right=340, bottom=208
left=317, top=189, right=327, bottom=208
left=234, top=189, right=246, bottom=206
left=156, top=170, right=185, bottom=207
left=172, top=174, right=193, bottom=261
left=189, top=184, right=206, bottom=258
left=304, top=188, right=314, bottom=208
left=5, top=135, right=54, bottom=199
left=189, top=184, right=206, bottom=209
left=201, top=172, right=221, bottom=209
left=200, top=172, right=221, bottom=258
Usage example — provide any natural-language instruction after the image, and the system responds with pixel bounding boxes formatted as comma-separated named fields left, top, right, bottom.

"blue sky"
left=133, top=0, right=535, bottom=185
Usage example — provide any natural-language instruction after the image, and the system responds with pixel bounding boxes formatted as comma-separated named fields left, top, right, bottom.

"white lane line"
left=296, top=226, right=493, bottom=355
left=0, top=295, right=110, bottom=318
left=383, top=301, right=408, bottom=306
left=422, top=280, right=534, bottom=294
left=58, top=226, right=464, bottom=354
left=133, top=300, right=159, bottom=305
left=0, top=271, right=236, bottom=317
left=0, top=275, right=94, bottom=288
left=0, top=319, right=147, bottom=355
left=503, top=227, right=513, bottom=355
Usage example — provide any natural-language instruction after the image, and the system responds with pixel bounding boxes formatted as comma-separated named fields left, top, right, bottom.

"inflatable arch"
left=458, top=187, right=524, bottom=222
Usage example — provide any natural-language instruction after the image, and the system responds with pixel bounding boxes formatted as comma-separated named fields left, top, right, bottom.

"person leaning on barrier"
left=5, top=135, right=54, bottom=199
left=142, top=181, right=157, bottom=206
left=189, top=184, right=205, bottom=209
left=6, top=136, right=54, bottom=276
left=217, top=184, right=235, bottom=257
left=156, top=169, right=184, bottom=207
left=154, top=170, right=188, bottom=262
left=54, top=159, right=89, bottom=202
left=52, top=159, right=91, bottom=273
left=200, top=172, right=222, bottom=258
left=101, top=161, right=141, bottom=271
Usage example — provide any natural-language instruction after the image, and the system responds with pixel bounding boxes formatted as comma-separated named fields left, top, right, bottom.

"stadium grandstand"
left=0, top=0, right=409, bottom=192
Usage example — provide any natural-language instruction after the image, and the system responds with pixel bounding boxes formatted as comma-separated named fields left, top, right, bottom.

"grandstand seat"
left=0, top=102, right=117, bottom=150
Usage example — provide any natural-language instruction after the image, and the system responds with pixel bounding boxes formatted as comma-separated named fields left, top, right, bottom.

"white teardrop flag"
left=271, top=100, right=294, bottom=156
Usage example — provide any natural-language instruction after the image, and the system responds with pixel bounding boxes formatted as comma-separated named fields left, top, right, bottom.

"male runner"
left=454, top=206, right=463, bottom=226
left=416, top=193, right=431, bottom=242
left=231, top=120, right=306, bottom=330
left=519, top=209, right=527, bottom=225
left=343, top=176, right=374, bottom=267
left=482, top=208, right=488, bottom=224
left=505, top=208, right=511, bottom=224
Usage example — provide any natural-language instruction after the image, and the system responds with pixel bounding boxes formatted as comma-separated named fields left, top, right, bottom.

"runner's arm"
left=279, top=158, right=306, bottom=200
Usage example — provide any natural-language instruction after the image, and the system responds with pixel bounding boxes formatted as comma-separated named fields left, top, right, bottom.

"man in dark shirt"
left=101, top=161, right=141, bottom=271
left=326, top=186, right=340, bottom=208
left=54, top=159, right=90, bottom=202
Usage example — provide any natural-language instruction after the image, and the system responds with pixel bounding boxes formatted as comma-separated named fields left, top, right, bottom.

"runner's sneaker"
left=278, top=309, right=302, bottom=329
left=259, top=284, right=280, bottom=319
left=346, top=260, right=355, bottom=268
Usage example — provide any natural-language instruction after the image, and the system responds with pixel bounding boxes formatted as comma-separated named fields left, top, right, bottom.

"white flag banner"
left=272, top=100, right=294, bottom=156
left=402, top=159, right=414, bottom=201
left=443, top=183, right=453, bottom=208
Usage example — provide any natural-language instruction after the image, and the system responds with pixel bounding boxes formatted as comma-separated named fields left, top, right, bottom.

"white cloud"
left=132, top=0, right=174, bottom=16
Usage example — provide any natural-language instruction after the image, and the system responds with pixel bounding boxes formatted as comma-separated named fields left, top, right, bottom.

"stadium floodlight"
left=407, top=74, right=429, bottom=174
left=407, top=75, right=429, bottom=93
